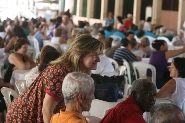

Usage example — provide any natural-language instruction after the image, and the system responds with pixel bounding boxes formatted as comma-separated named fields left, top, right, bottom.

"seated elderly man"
left=172, top=30, right=185, bottom=46
left=50, top=72, right=96, bottom=123
left=150, top=103, right=185, bottom=123
left=100, top=79, right=156, bottom=123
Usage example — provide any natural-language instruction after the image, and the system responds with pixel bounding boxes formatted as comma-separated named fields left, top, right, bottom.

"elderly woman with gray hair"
left=138, top=37, right=151, bottom=56
left=50, top=72, right=98, bottom=123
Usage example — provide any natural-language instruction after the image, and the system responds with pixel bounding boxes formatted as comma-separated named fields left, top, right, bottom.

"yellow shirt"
left=50, top=109, right=88, bottom=123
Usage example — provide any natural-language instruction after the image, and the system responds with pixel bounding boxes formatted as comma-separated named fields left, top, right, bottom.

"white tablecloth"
left=10, top=70, right=30, bottom=93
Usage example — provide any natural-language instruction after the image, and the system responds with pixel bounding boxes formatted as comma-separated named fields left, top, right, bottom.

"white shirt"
left=0, top=32, right=6, bottom=39
left=170, top=78, right=185, bottom=108
left=171, top=36, right=185, bottom=46
left=61, top=20, right=74, bottom=39
left=143, top=22, right=151, bottom=32
left=91, top=54, right=114, bottom=74
left=51, top=37, right=60, bottom=45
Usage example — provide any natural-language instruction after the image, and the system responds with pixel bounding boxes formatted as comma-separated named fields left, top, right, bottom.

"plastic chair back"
left=1, top=87, right=18, bottom=107
left=132, top=62, right=156, bottom=86
left=15, top=80, right=27, bottom=94
left=27, top=46, right=36, bottom=61
left=110, top=35, right=122, bottom=41
left=86, top=116, right=101, bottom=123
left=123, top=59, right=131, bottom=84
left=59, top=44, right=70, bottom=54
left=43, top=41, right=61, bottom=53
left=108, top=58, right=119, bottom=70
left=133, top=50, right=146, bottom=58
left=157, top=36, right=172, bottom=46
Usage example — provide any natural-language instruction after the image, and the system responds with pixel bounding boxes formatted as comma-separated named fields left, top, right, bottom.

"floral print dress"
left=6, top=64, right=72, bottom=123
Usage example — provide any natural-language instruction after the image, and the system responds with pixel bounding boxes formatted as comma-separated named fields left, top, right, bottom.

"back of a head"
left=150, top=103, right=184, bottom=123
left=38, top=45, right=61, bottom=72
left=117, top=16, right=123, bottom=24
left=13, top=26, right=27, bottom=39
left=147, top=17, right=152, bottom=22
left=22, top=21, right=29, bottom=28
left=130, top=38, right=137, bottom=48
left=0, top=25, right=4, bottom=32
left=106, top=26, right=112, bottom=31
left=137, top=30, right=145, bottom=38
left=152, top=39, right=165, bottom=51
left=0, top=37, right=4, bottom=48
left=121, top=38, right=130, bottom=47
left=141, top=37, right=150, bottom=47
left=104, top=37, right=113, bottom=48
left=131, top=79, right=155, bottom=93
left=62, top=72, right=94, bottom=104
left=71, top=29, right=80, bottom=37
left=54, top=28, right=62, bottom=37
left=126, top=31, right=134, bottom=37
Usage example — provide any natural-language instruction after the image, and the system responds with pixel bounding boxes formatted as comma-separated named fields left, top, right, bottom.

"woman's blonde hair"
left=50, top=34, right=103, bottom=74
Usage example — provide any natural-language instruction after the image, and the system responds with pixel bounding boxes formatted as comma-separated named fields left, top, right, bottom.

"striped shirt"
left=113, top=46, right=136, bottom=66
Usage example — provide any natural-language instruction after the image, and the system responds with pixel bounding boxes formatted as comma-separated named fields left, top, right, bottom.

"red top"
left=100, top=96, right=146, bottom=123
left=6, top=64, right=72, bottom=123
left=124, top=19, right=133, bottom=30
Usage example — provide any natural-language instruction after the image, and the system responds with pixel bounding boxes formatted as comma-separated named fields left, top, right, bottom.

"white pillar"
left=59, top=0, right=65, bottom=12
left=177, top=0, right=185, bottom=31
left=76, top=0, right=83, bottom=17
left=152, top=0, right=162, bottom=25
left=100, top=0, right=108, bottom=22
left=133, top=0, right=141, bottom=24
left=114, top=0, right=124, bottom=28
left=87, top=0, right=95, bottom=19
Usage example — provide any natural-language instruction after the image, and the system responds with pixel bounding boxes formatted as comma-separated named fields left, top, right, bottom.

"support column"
left=100, top=0, right=108, bottom=22
left=59, top=0, right=65, bottom=12
left=152, top=0, right=162, bottom=25
left=114, top=0, right=124, bottom=28
left=133, top=0, right=141, bottom=24
left=76, top=0, right=83, bottom=17
left=177, top=0, right=185, bottom=31
left=87, top=0, right=95, bottom=19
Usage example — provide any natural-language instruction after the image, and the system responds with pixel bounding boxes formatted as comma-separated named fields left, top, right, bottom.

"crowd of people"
left=0, top=9, right=185, bottom=123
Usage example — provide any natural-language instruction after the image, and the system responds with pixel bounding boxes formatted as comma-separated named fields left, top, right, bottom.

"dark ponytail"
left=55, top=17, right=62, bottom=29
left=152, top=39, right=166, bottom=51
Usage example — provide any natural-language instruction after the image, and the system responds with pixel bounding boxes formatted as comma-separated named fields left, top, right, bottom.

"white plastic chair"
left=59, top=44, right=70, bottom=55
left=110, top=35, right=122, bottom=41
left=85, top=99, right=123, bottom=119
left=134, top=35, right=140, bottom=43
left=133, top=50, right=146, bottom=58
left=108, top=58, right=119, bottom=70
left=123, top=59, right=131, bottom=84
left=1, top=87, right=19, bottom=107
left=28, top=36, right=40, bottom=58
left=132, top=62, right=156, bottom=86
left=26, top=46, right=36, bottom=61
left=157, top=36, right=172, bottom=46
left=15, top=80, right=27, bottom=95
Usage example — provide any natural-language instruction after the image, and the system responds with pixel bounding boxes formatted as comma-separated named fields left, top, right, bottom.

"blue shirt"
left=104, top=30, right=113, bottom=38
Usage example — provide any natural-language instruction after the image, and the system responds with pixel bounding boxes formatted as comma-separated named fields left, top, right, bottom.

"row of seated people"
left=0, top=34, right=185, bottom=122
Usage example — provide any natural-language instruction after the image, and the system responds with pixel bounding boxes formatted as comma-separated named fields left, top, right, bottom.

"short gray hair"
left=112, top=40, right=121, bottom=48
left=131, top=79, right=155, bottom=93
left=62, top=72, right=94, bottom=104
left=150, top=103, right=183, bottom=123
left=141, top=37, right=150, bottom=47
